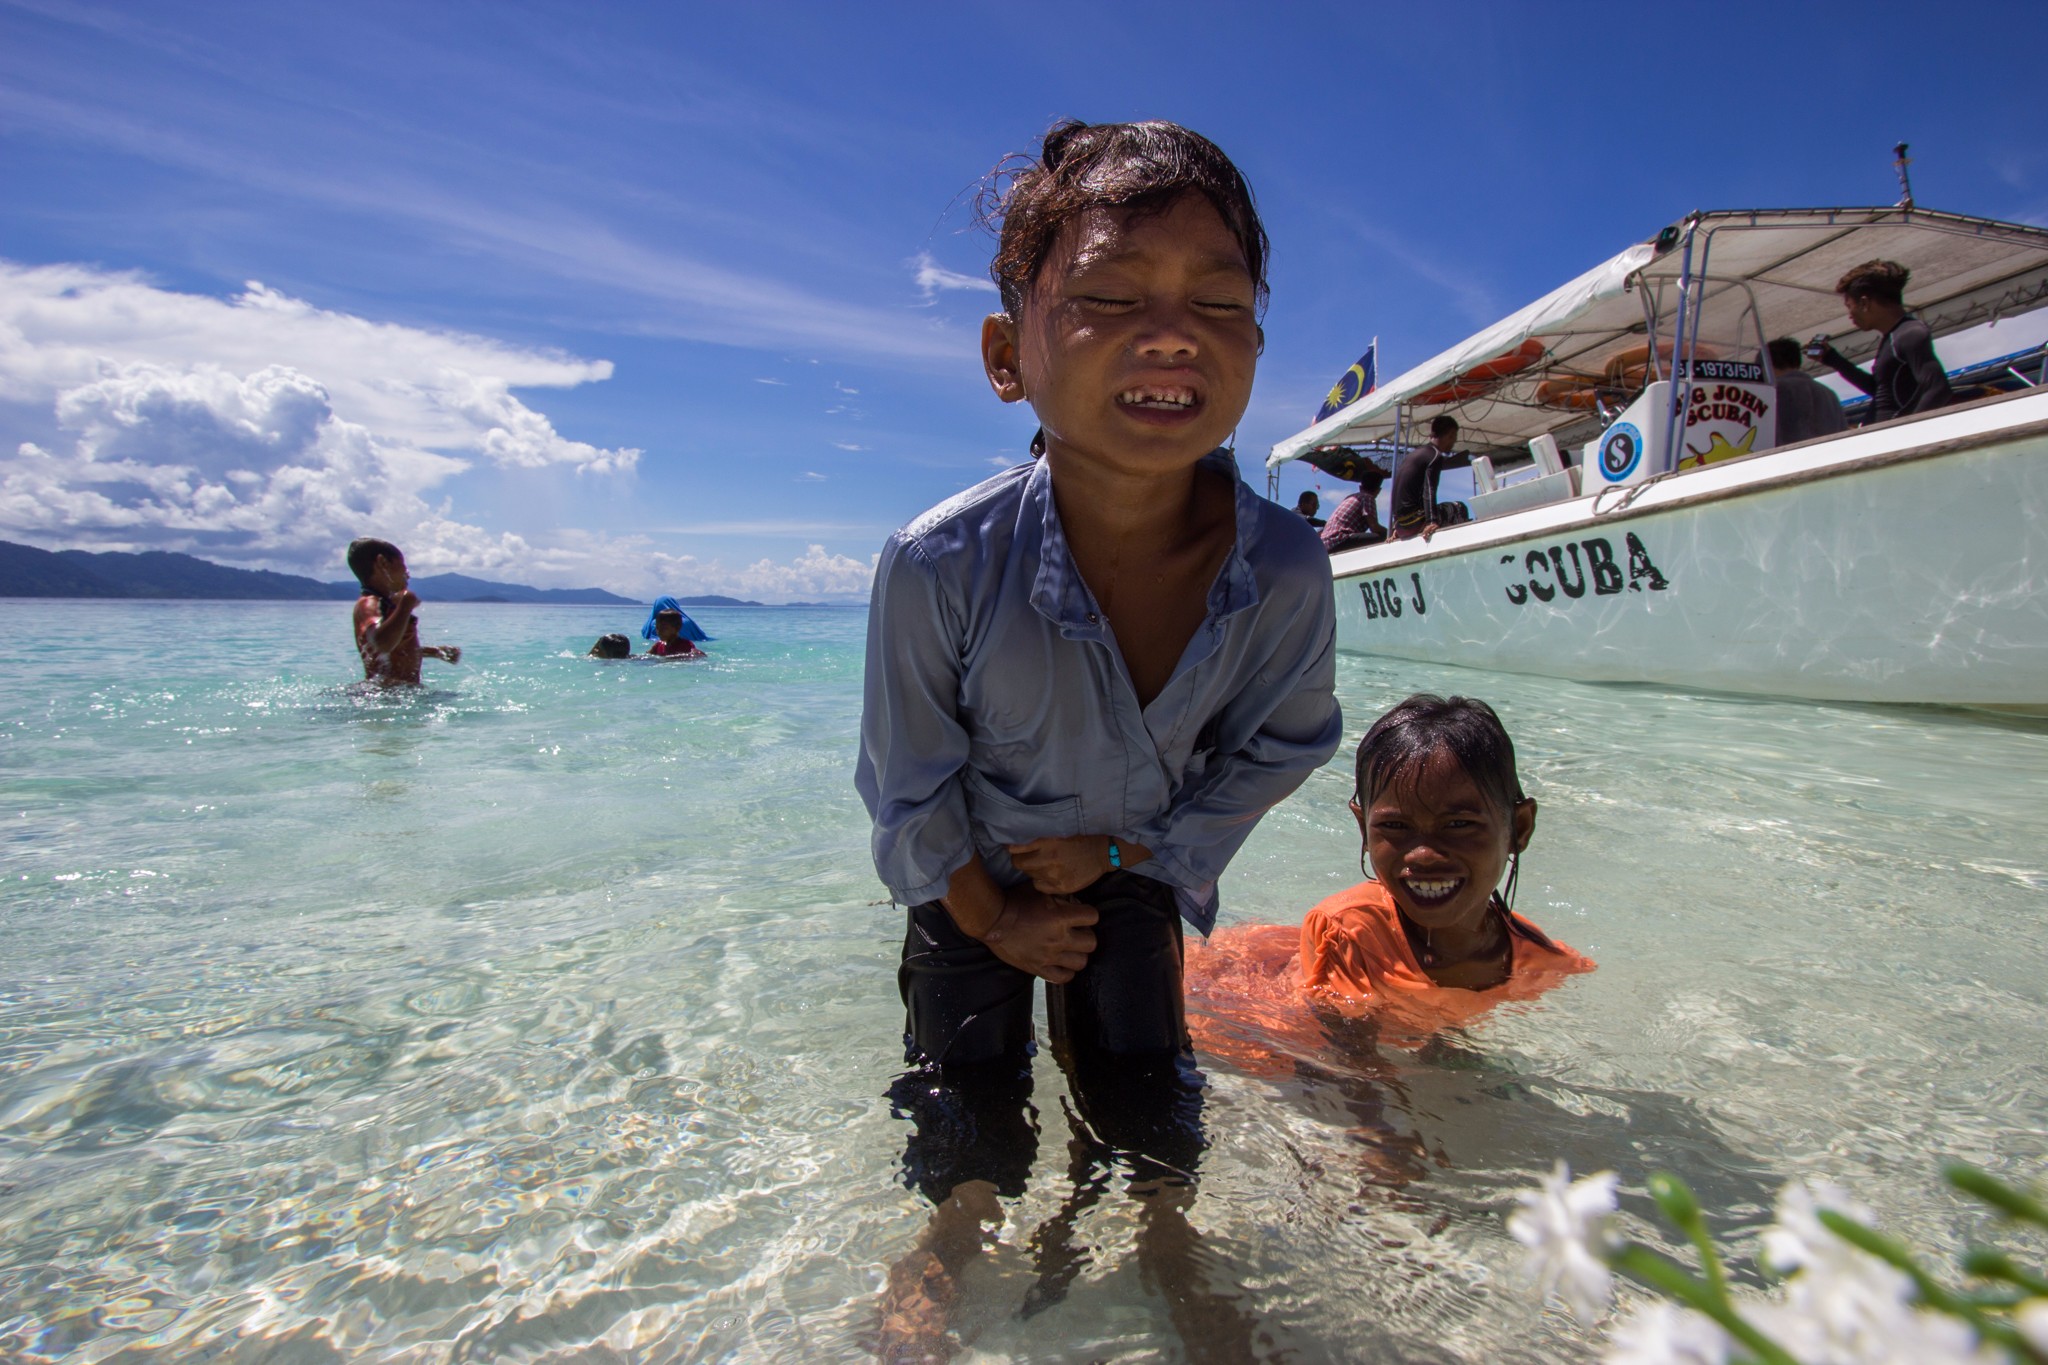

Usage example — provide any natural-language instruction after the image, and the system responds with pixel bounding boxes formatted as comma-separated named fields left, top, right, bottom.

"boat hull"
left=1328, top=390, right=2048, bottom=707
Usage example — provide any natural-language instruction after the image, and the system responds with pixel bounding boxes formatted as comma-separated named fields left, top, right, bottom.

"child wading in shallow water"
left=347, top=538, right=461, bottom=686
left=1186, top=694, right=1591, bottom=1065
left=641, top=597, right=709, bottom=659
left=857, top=119, right=1340, bottom=1359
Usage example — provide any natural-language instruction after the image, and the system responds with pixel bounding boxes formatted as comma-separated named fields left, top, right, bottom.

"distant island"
left=0, top=540, right=636, bottom=605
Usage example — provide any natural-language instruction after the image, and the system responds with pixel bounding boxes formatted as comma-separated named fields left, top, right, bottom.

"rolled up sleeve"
left=854, top=534, right=976, bottom=906
left=1129, top=582, right=1342, bottom=931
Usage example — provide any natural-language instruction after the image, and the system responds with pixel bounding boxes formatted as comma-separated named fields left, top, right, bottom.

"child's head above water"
left=589, top=633, right=631, bottom=659
left=346, top=537, right=405, bottom=593
left=976, top=120, right=1269, bottom=468
left=1352, top=694, right=1537, bottom=938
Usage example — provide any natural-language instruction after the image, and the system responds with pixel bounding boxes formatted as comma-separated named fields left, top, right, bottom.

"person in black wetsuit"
left=1811, top=259, right=1954, bottom=424
left=1391, top=414, right=1473, bottom=541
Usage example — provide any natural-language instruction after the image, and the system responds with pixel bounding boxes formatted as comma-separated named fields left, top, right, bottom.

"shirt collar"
left=1028, top=446, right=1263, bottom=633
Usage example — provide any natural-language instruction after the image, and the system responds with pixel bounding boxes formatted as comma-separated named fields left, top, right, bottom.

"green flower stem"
left=1946, top=1165, right=2048, bottom=1230
left=1962, top=1248, right=2048, bottom=1297
left=1650, top=1173, right=1730, bottom=1303
left=1610, top=1244, right=1798, bottom=1365
left=1816, top=1211, right=2026, bottom=1355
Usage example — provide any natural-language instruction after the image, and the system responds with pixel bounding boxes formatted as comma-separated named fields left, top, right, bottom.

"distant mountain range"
left=0, top=540, right=638, bottom=605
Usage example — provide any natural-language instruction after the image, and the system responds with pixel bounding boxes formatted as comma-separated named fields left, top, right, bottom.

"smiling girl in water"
left=1186, top=694, right=1590, bottom=1058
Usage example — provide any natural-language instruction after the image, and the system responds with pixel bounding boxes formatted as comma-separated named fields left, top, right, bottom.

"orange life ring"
left=1534, top=377, right=1605, bottom=409
left=1602, top=340, right=1722, bottom=389
left=1413, top=339, right=1546, bottom=406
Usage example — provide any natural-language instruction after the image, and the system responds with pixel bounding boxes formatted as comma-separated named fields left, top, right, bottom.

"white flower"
left=1750, top=1178, right=2002, bottom=1365
left=1509, top=1161, right=1621, bottom=1327
left=1760, top=1177, right=1877, bottom=1282
left=2016, top=1299, right=2048, bottom=1355
left=1603, top=1301, right=1729, bottom=1365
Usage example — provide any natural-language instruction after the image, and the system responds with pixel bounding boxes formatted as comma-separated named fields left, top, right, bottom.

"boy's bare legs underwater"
left=874, top=185, right=1272, bottom=1360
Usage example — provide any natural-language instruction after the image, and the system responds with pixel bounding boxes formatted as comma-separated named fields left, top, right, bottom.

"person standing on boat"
left=1391, top=414, right=1472, bottom=540
left=1767, top=337, right=1847, bottom=446
left=1811, top=260, right=1954, bottom=424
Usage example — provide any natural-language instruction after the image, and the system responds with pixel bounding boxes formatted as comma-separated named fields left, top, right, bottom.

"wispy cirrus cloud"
left=912, top=250, right=999, bottom=303
left=0, top=82, right=967, bottom=364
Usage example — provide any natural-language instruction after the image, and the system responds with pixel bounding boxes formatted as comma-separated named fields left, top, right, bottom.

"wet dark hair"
left=346, top=537, right=401, bottom=589
left=1836, top=259, right=1909, bottom=306
left=588, top=633, right=631, bottom=659
left=1430, top=414, right=1459, bottom=439
left=1767, top=337, right=1804, bottom=371
left=1354, top=693, right=1526, bottom=818
left=980, top=118, right=1269, bottom=319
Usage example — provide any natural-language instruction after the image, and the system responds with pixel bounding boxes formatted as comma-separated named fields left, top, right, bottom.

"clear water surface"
left=1, top=600, right=2044, bottom=1362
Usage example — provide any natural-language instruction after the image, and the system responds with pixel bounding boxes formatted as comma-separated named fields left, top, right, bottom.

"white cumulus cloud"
left=0, top=259, right=636, bottom=574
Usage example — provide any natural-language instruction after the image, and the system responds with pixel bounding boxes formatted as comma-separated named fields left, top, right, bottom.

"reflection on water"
left=0, top=600, right=2044, bottom=1362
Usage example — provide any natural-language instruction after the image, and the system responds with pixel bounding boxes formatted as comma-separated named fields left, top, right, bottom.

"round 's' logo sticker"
left=1600, top=422, right=1643, bottom=482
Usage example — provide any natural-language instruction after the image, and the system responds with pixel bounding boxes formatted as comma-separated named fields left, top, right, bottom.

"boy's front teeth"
left=1405, top=877, right=1461, bottom=899
left=1118, top=387, right=1195, bottom=408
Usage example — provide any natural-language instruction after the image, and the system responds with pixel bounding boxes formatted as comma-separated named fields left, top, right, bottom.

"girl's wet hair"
left=1354, top=693, right=1526, bottom=816
left=979, top=118, right=1269, bottom=319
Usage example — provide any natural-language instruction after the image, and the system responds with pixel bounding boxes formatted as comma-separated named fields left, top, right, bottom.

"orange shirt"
left=1183, top=881, right=1593, bottom=1072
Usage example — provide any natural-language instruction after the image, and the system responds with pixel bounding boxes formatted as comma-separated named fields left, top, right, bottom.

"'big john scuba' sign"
left=1676, top=360, right=1776, bottom=470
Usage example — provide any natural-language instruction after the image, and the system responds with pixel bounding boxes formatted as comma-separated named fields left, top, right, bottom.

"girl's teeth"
left=1405, top=877, right=1462, bottom=899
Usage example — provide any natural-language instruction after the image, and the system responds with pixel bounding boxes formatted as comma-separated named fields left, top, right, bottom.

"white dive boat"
left=1269, top=206, right=2048, bottom=709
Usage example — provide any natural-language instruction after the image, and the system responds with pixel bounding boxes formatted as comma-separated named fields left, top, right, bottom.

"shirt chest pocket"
left=962, top=768, right=1085, bottom=860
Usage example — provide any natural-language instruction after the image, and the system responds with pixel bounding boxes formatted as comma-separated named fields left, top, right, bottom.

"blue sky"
left=1, top=0, right=2041, bottom=599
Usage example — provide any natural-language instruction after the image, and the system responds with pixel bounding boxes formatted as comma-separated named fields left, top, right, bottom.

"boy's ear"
left=1511, top=798, right=1537, bottom=854
left=981, top=313, right=1026, bottom=403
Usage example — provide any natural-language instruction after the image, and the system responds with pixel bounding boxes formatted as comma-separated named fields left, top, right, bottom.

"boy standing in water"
left=857, top=119, right=1340, bottom=1350
left=348, top=538, right=461, bottom=685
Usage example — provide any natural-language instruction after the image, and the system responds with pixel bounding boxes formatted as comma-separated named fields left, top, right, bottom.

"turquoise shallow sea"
left=3, top=599, right=2046, bottom=1362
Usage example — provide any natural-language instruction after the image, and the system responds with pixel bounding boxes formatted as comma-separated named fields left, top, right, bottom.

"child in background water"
left=347, top=537, right=461, bottom=686
left=641, top=597, right=709, bottom=659
left=1187, top=693, right=1589, bottom=1057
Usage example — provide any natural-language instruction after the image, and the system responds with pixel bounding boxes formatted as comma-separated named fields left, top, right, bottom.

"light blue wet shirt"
left=856, top=448, right=1342, bottom=934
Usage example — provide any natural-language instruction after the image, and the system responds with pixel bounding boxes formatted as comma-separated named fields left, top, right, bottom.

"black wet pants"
left=887, top=871, right=1205, bottom=1204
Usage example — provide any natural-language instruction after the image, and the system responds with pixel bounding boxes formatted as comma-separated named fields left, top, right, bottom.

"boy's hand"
left=436, top=645, right=462, bottom=665
left=980, top=887, right=1097, bottom=984
left=1007, top=835, right=1111, bottom=894
left=392, top=589, right=420, bottom=616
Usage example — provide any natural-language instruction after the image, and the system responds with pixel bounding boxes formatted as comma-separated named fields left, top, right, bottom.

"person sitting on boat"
left=1768, top=337, right=1847, bottom=446
left=1183, top=693, right=1591, bottom=1061
left=347, top=537, right=462, bottom=686
left=1319, top=465, right=1387, bottom=553
left=1294, top=489, right=1325, bottom=528
left=1810, top=259, right=1955, bottom=425
left=1392, top=415, right=1473, bottom=541
left=641, top=597, right=709, bottom=658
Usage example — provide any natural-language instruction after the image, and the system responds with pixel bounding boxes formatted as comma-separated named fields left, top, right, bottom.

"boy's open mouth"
left=1116, top=385, right=1200, bottom=412
left=1400, top=874, right=1464, bottom=907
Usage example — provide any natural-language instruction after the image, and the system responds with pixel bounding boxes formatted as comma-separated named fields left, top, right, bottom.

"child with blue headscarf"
left=643, top=597, right=711, bottom=659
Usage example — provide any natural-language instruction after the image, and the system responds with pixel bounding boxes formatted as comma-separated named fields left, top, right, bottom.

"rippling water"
left=2, top=599, right=2044, bottom=1363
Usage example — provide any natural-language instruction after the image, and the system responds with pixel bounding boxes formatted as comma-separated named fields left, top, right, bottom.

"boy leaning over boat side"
left=856, top=118, right=1340, bottom=1350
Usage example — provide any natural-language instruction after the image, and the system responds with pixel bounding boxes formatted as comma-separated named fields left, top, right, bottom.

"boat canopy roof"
left=1270, top=206, right=2048, bottom=467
